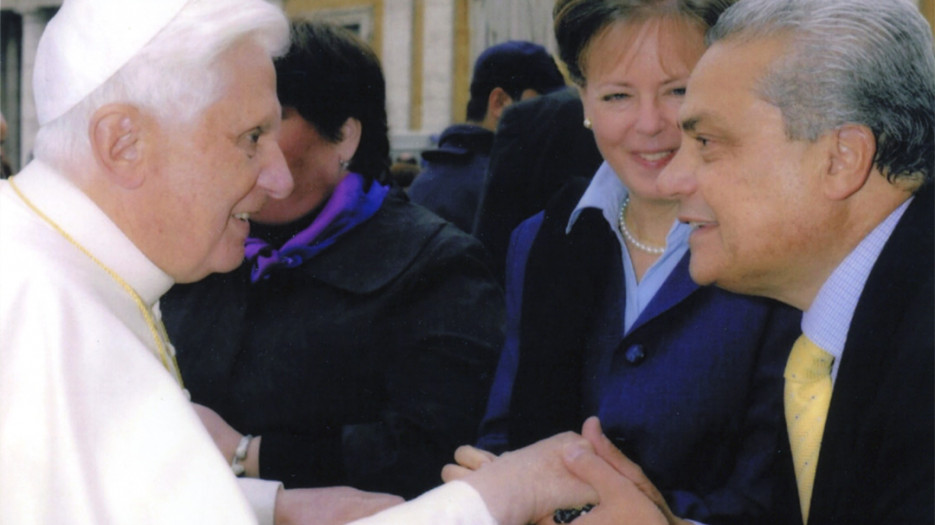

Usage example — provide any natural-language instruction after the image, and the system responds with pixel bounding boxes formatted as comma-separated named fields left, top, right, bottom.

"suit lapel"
left=629, top=252, right=699, bottom=334
left=509, top=181, right=618, bottom=448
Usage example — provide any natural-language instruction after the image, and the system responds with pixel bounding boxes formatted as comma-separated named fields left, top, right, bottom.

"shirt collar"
left=568, top=162, right=627, bottom=233
left=12, top=160, right=174, bottom=306
left=567, top=161, right=690, bottom=248
left=803, top=196, right=913, bottom=367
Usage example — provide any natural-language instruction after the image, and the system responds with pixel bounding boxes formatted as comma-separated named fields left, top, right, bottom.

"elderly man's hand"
left=440, top=445, right=497, bottom=482
left=273, top=486, right=403, bottom=525
left=456, top=431, right=599, bottom=525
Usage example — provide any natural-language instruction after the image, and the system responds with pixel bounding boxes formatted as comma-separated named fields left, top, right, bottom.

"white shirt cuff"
left=348, top=480, right=497, bottom=525
left=237, top=477, right=283, bottom=525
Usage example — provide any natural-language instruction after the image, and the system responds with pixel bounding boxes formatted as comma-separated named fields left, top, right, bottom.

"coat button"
left=624, top=344, right=646, bottom=365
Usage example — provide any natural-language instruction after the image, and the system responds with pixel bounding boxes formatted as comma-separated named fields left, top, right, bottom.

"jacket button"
left=624, top=344, right=646, bottom=365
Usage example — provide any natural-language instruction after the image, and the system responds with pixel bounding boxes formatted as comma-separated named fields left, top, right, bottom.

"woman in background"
left=163, top=20, right=504, bottom=499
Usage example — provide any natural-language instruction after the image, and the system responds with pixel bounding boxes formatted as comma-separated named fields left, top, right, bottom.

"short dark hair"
left=553, top=0, right=735, bottom=86
left=275, top=20, right=390, bottom=183
left=465, top=40, right=566, bottom=122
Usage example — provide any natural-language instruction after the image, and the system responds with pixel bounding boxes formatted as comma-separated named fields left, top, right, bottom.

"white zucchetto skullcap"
left=33, top=0, right=191, bottom=126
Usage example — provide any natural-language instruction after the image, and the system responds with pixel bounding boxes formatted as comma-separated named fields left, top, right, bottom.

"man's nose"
left=257, top=144, right=293, bottom=199
left=657, top=144, right=696, bottom=199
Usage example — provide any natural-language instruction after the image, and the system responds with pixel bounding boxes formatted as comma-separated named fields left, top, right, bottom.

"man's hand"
left=575, top=417, right=687, bottom=525
left=273, top=486, right=404, bottom=525
left=459, top=431, right=599, bottom=525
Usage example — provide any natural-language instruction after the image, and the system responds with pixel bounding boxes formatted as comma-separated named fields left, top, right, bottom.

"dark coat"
left=473, top=87, right=603, bottom=282
left=772, top=186, right=934, bottom=525
left=162, top=191, right=505, bottom=499
left=478, top=180, right=801, bottom=524
left=408, top=124, right=494, bottom=233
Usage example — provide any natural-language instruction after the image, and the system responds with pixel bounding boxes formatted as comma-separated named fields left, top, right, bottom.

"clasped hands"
left=195, top=401, right=686, bottom=525
left=443, top=416, right=687, bottom=525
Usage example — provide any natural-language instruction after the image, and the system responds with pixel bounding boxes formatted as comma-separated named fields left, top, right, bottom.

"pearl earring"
left=583, top=118, right=592, bottom=129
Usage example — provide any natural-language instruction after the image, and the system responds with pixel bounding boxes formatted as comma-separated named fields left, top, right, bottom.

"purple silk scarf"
left=244, top=172, right=389, bottom=282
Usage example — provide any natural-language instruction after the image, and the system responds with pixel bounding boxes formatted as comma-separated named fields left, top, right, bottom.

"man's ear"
left=90, top=104, right=147, bottom=189
left=336, top=117, right=362, bottom=163
left=822, top=124, right=876, bottom=201
left=486, top=87, right=513, bottom=122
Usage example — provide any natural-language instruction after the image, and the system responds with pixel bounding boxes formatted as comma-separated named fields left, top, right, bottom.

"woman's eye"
left=671, top=87, right=687, bottom=96
left=602, top=93, right=630, bottom=102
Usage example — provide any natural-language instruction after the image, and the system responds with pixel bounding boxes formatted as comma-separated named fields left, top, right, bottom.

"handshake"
left=438, top=417, right=683, bottom=525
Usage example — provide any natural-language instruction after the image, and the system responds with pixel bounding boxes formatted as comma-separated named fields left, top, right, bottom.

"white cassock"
left=0, top=160, right=272, bottom=524
left=0, top=160, right=496, bottom=525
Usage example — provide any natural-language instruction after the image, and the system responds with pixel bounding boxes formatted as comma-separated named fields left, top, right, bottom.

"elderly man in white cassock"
left=0, top=0, right=298, bottom=522
left=0, top=1, right=628, bottom=524
left=0, top=0, right=405, bottom=523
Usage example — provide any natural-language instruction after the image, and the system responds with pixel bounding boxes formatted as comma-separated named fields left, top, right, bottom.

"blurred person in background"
left=0, top=113, right=12, bottom=178
left=409, top=40, right=566, bottom=232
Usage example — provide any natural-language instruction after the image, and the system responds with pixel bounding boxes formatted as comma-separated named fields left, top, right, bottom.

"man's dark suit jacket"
left=472, top=87, right=603, bottom=282
left=774, top=185, right=934, bottom=524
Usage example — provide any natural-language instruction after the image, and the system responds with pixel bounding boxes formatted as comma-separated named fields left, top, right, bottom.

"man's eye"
left=249, top=130, right=262, bottom=145
left=696, top=136, right=709, bottom=147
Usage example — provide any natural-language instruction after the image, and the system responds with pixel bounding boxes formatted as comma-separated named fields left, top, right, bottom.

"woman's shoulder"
left=377, top=190, right=484, bottom=252
left=301, top=190, right=495, bottom=293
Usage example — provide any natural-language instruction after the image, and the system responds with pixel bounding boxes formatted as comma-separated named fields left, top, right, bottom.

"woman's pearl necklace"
left=617, top=196, right=666, bottom=255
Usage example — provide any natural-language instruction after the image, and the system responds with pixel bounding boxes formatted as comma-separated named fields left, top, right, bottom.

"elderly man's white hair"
left=33, top=0, right=289, bottom=169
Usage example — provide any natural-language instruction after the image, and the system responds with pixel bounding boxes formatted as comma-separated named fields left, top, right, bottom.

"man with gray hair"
left=552, top=0, right=933, bottom=523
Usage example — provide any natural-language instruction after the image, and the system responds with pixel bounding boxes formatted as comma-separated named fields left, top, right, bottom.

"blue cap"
left=469, top=40, right=565, bottom=105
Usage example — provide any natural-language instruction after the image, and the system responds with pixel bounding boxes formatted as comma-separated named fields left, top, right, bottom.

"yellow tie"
left=784, top=335, right=834, bottom=524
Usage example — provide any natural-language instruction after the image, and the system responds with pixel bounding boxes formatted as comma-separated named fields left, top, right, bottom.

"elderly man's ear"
left=91, top=104, right=148, bottom=189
